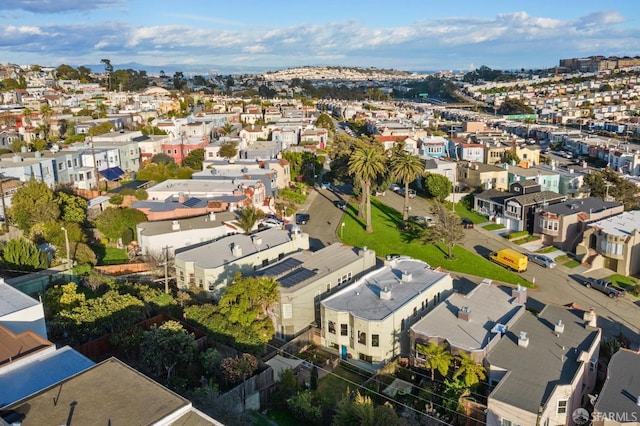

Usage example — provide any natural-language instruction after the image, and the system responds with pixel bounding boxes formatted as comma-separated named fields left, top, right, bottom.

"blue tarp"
left=99, top=167, right=124, bottom=181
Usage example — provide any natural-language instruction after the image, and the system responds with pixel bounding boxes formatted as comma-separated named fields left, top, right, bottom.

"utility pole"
left=162, top=245, right=173, bottom=294
left=0, top=174, right=7, bottom=232
left=90, top=138, right=99, bottom=191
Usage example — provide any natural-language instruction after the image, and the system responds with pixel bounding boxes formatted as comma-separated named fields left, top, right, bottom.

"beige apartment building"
left=321, top=257, right=453, bottom=365
left=457, top=161, right=509, bottom=191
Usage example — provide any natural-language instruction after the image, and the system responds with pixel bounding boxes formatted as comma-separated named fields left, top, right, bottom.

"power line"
left=264, top=342, right=486, bottom=424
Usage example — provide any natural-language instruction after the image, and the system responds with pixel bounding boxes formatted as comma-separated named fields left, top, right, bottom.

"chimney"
left=512, top=284, right=527, bottom=304
left=554, top=319, right=565, bottom=335
left=171, top=220, right=180, bottom=231
left=518, top=331, right=529, bottom=348
left=231, top=242, right=242, bottom=257
left=380, top=287, right=392, bottom=300
left=458, top=306, right=471, bottom=321
left=208, top=211, right=216, bottom=221
left=252, top=235, right=262, bottom=245
left=583, top=307, right=597, bottom=328
left=401, top=271, right=412, bottom=283
left=178, top=192, right=186, bottom=203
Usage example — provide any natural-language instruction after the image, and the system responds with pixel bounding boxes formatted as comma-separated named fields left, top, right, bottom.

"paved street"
left=301, top=187, right=640, bottom=347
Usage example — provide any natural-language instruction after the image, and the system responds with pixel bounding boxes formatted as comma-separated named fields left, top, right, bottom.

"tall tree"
left=216, top=273, right=279, bottom=343
left=390, top=151, right=424, bottom=221
left=423, top=172, right=452, bottom=202
left=348, top=145, right=385, bottom=232
left=416, top=342, right=453, bottom=381
left=140, top=320, right=196, bottom=380
left=182, top=148, right=205, bottom=170
left=452, top=352, right=486, bottom=387
left=219, top=141, right=238, bottom=161
left=421, top=203, right=464, bottom=259
left=94, top=207, right=147, bottom=243
left=0, top=237, right=50, bottom=271
left=8, top=179, right=60, bottom=232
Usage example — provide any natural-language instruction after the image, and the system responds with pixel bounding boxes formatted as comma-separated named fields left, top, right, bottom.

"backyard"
left=340, top=199, right=534, bottom=287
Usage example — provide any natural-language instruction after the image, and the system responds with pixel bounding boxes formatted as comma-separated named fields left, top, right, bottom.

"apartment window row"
left=539, top=218, right=559, bottom=231
left=337, top=272, right=352, bottom=286
left=356, top=331, right=379, bottom=347
left=600, top=239, right=623, bottom=255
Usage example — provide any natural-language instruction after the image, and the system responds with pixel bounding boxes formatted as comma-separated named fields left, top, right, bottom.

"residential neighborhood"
left=0, top=55, right=639, bottom=426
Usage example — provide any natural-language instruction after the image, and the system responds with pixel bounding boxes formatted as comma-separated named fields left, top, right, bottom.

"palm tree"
left=220, top=122, right=234, bottom=137
left=348, top=146, right=385, bottom=233
left=390, top=151, right=424, bottom=221
left=416, top=342, right=453, bottom=381
left=236, top=207, right=264, bottom=234
left=452, top=352, right=486, bottom=387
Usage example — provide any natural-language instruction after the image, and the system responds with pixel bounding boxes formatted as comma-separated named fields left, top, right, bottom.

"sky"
left=1, top=0, right=639, bottom=73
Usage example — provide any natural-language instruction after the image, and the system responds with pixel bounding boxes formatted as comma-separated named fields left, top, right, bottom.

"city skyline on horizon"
left=1, top=1, right=639, bottom=74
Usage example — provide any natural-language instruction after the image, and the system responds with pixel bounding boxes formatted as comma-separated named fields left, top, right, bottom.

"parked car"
left=582, top=277, right=626, bottom=298
left=461, top=218, right=474, bottom=229
left=398, top=188, right=416, bottom=198
left=295, top=213, right=310, bottom=225
left=334, top=200, right=347, bottom=210
left=409, top=215, right=434, bottom=227
left=526, top=254, right=556, bottom=268
left=260, top=218, right=283, bottom=228
left=320, top=182, right=332, bottom=190
left=389, top=183, right=401, bottom=193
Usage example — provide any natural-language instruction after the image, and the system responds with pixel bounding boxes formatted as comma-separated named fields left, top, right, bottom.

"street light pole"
left=61, top=226, right=71, bottom=271
left=341, top=222, right=345, bottom=240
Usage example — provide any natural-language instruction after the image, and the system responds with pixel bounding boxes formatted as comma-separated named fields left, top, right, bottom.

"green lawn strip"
left=512, top=236, right=541, bottom=245
left=341, top=199, right=533, bottom=288
left=606, top=274, right=640, bottom=296
left=506, top=230, right=529, bottom=240
left=482, top=223, right=505, bottom=231
left=102, top=247, right=128, bottom=264
left=454, top=204, right=487, bottom=224
left=563, top=259, right=581, bottom=269
left=536, top=246, right=559, bottom=254
left=554, top=254, right=569, bottom=262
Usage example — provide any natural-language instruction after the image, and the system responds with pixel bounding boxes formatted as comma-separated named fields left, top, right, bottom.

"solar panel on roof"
left=261, top=258, right=303, bottom=277
left=279, top=268, right=317, bottom=288
left=182, top=197, right=201, bottom=207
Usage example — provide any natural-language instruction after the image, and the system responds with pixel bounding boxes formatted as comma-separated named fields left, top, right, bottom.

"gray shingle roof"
left=594, top=349, right=640, bottom=417
left=486, top=305, right=600, bottom=414
left=541, top=197, right=622, bottom=216
left=321, top=257, right=451, bottom=321
left=410, top=283, right=525, bottom=352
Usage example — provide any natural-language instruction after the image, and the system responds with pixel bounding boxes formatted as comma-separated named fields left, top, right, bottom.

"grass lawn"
left=536, top=246, right=559, bottom=254
left=341, top=199, right=534, bottom=287
left=513, top=236, right=541, bottom=245
left=483, top=223, right=505, bottom=231
left=606, top=274, right=640, bottom=296
left=454, top=203, right=487, bottom=224
left=317, top=365, right=370, bottom=405
left=554, top=254, right=581, bottom=269
left=252, top=407, right=299, bottom=426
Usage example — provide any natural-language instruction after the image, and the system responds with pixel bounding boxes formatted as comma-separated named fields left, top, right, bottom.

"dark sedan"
left=295, top=213, right=310, bottom=225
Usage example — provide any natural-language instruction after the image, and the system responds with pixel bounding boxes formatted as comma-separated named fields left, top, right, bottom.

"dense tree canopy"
left=56, top=191, right=88, bottom=223
left=0, top=237, right=50, bottom=272
left=94, top=207, right=147, bottom=242
left=136, top=162, right=193, bottom=182
left=583, top=168, right=639, bottom=210
left=8, top=179, right=60, bottom=232
left=423, top=173, right=452, bottom=202
left=219, top=141, right=238, bottom=160
left=141, top=320, right=195, bottom=380
left=182, top=148, right=205, bottom=170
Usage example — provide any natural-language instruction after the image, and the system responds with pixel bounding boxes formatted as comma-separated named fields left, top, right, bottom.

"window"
left=372, top=334, right=379, bottom=347
left=358, top=331, right=366, bottom=345
left=341, top=324, right=348, bottom=336
left=328, top=321, right=336, bottom=334
left=557, top=399, right=567, bottom=414
left=327, top=284, right=331, bottom=293
left=67, top=160, right=72, bottom=167
left=58, top=163, right=64, bottom=171
left=282, top=304, right=292, bottom=319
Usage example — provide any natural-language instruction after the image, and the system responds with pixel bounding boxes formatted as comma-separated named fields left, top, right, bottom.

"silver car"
left=527, top=254, right=557, bottom=268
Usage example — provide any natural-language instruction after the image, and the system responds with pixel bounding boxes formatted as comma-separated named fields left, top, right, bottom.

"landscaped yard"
left=483, top=223, right=505, bottom=231
left=606, top=274, right=640, bottom=296
left=341, top=199, right=534, bottom=287
left=536, top=246, right=559, bottom=254
left=317, top=364, right=371, bottom=405
left=554, top=254, right=581, bottom=269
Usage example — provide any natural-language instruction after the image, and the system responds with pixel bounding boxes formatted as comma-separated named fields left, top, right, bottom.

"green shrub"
left=506, top=230, right=529, bottom=240
left=109, top=194, right=124, bottom=205
left=134, top=189, right=148, bottom=200
left=280, top=188, right=307, bottom=204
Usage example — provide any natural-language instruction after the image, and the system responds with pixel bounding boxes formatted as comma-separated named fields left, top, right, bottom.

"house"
left=88, top=130, right=144, bottom=172
left=257, top=244, right=377, bottom=341
left=506, top=163, right=560, bottom=194
left=320, top=256, right=453, bottom=365
left=0, top=357, right=222, bottom=425
left=576, top=210, right=640, bottom=276
left=422, top=158, right=456, bottom=188
left=161, top=135, right=209, bottom=164
left=534, top=197, right=623, bottom=252
left=0, top=279, right=47, bottom=339
left=174, top=227, right=310, bottom=296
left=239, top=125, right=269, bottom=143
left=592, top=349, right=640, bottom=425
left=457, top=161, right=509, bottom=191
left=502, top=189, right=566, bottom=233
left=0, top=333, right=94, bottom=408
left=485, top=305, right=601, bottom=426
left=135, top=211, right=240, bottom=257
left=418, top=136, right=449, bottom=158
left=456, top=143, right=485, bottom=163
left=0, top=151, right=56, bottom=187
left=410, top=281, right=527, bottom=364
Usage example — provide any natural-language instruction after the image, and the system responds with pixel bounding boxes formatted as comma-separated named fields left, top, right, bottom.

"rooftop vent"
left=518, top=331, right=529, bottom=348
left=171, top=220, right=180, bottom=231
left=252, top=235, right=262, bottom=245
left=380, top=287, right=392, bottom=300
left=231, top=242, right=242, bottom=257
left=511, top=284, right=527, bottom=305
left=554, top=320, right=565, bottom=335
left=583, top=307, right=597, bottom=328
left=401, top=270, right=412, bottom=283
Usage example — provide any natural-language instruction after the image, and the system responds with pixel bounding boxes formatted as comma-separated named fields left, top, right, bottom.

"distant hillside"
left=261, top=66, right=425, bottom=81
